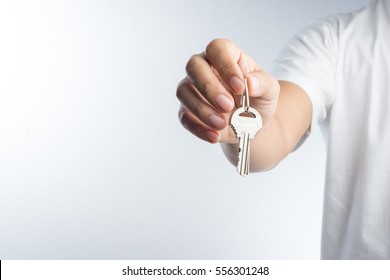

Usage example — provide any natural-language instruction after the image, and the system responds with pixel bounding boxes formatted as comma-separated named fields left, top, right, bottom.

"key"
left=230, top=78, right=262, bottom=176
left=230, top=107, right=262, bottom=176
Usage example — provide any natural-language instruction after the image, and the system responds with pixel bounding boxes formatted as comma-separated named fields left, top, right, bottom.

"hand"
left=176, top=39, right=280, bottom=144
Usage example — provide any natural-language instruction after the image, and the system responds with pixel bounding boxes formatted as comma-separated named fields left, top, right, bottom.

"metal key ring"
left=240, top=78, right=250, bottom=111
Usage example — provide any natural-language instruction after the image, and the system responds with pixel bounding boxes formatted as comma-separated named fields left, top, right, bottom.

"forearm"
left=221, top=81, right=312, bottom=172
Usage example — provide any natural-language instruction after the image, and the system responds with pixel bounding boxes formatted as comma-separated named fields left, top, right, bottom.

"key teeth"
left=230, top=124, right=238, bottom=136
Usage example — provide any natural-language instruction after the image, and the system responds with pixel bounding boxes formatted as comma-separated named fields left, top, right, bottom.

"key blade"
left=237, top=133, right=250, bottom=176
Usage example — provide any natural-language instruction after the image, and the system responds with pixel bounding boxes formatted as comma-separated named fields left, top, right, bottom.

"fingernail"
left=248, top=74, right=261, bottom=91
left=216, top=95, right=234, bottom=112
left=209, top=114, right=226, bottom=129
left=205, top=131, right=220, bottom=143
left=230, top=76, right=244, bottom=93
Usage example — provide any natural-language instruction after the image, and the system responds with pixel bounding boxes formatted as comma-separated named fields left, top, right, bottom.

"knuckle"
left=185, top=54, right=203, bottom=76
left=178, top=110, right=189, bottom=128
left=205, top=39, right=220, bottom=55
left=206, top=38, right=228, bottom=56
left=176, top=79, right=191, bottom=100
left=176, top=82, right=185, bottom=100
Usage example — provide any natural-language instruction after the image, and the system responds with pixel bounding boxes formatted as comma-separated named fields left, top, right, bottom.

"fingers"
left=178, top=105, right=238, bottom=144
left=185, top=53, right=235, bottom=113
left=178, top=105, right=221, bottom=143
left=176, top=78, right=227, bottom=131
left=205, top=39, right=247, bottom=94
left=177, top=77, right=238, bottom=144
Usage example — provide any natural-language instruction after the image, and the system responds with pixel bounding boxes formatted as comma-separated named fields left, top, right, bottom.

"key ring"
left=240, top=78, right=250, bottom=112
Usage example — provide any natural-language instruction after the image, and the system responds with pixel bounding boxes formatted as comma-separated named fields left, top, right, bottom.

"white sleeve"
left=272, top=18, right=338, bottom=125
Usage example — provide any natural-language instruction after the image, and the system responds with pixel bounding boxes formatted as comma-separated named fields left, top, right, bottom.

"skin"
left=176, top=39, right=312, bottom=172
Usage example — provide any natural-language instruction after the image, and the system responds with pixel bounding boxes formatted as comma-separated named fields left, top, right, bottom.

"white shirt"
left=273, top=0, right=390, bottom=259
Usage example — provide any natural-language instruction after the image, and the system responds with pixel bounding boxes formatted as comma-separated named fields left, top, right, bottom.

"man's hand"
left=176, top=39, right=312, bottom=172
left=176, top=39, right=280, bottom=144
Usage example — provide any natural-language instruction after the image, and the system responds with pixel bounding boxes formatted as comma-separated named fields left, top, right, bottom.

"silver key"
left=230, top=78, right=262, bottom=176
left=230, top=107, right=262, bottom=176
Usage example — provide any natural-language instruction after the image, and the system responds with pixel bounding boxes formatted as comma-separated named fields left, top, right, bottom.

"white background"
left=0, top=0, right=367, bottom=259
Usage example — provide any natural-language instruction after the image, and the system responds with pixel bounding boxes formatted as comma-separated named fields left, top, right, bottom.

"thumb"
left=244, top=70, right=280, bottom=124
left=245, top=70, right=280, bottom=102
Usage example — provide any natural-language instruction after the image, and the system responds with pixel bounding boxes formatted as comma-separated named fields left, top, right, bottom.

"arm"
left=177, top=39, right=312, bottom=172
